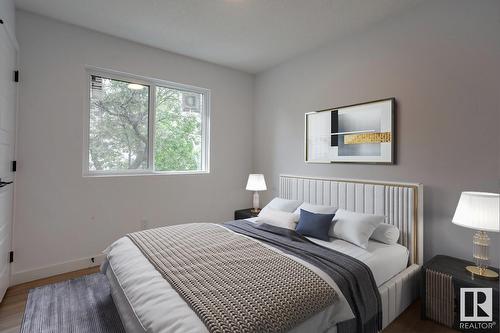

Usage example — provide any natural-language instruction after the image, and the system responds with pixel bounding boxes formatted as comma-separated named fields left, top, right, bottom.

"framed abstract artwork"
left=305, top=98, right=395, bottom=164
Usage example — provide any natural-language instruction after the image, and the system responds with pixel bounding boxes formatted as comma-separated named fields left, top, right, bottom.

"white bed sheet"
left=305, top=237, right=409, bottom=286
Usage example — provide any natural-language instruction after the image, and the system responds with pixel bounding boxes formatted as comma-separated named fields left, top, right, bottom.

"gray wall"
left=12, top=0, right=500, bottom=282
left=0, top=0, right=15, bottom=36
left=254, top=0, right=500, bottom=265
left=13, top=11, right=254, bottom=282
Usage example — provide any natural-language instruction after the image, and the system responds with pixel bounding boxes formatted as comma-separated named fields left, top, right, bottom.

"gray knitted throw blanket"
left=127, top=223, right=337, bottom=333
left=224, top=220, right=382, bottom=333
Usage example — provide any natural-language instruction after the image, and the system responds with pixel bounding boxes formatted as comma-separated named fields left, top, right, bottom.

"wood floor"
left=0, top=267, right=457, bottom=333
left=383, top=301, right=457, bottom=333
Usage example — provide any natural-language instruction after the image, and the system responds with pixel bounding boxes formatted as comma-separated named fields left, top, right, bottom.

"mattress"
left=103, top=223, right=407, bottom=333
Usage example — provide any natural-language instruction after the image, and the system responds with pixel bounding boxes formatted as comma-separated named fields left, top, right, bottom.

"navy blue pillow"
left=295, top=209, right=335, bottom=241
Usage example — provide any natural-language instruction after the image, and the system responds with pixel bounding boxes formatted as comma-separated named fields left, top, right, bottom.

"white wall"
left=0, top=0, right=15, bottom=36
left=254, top=0, right=500, bottom=265
left=13, top=11, right=254, bottom=283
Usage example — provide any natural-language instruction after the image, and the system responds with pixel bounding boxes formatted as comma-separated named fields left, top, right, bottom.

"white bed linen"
left=305, top=237, right=409, bottom=286
left=103, top=224, right=354, bottom=333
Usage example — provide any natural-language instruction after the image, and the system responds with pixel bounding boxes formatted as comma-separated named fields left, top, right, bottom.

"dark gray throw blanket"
left=224, top=220, right=382, bottom=333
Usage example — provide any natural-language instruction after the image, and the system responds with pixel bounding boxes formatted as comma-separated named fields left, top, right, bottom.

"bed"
left=101, top=175, right=424, bottom=333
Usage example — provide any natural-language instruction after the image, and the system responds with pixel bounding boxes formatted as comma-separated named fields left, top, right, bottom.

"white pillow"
left=370, top=223, right=400, bottom=245
left=255, top=208, right=299, bottom=230
left=330, top=209, right=384, bottom=249
left=259, top=197, right=302, bottom=216
left=292, top=202, right=338, bottom=217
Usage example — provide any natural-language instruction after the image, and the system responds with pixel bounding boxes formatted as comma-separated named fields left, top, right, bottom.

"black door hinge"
left=9, top=251, right=13, bottom=263
left=14, top=70, right=19, bottom=83
left=12, top=160, right=16, bottom=172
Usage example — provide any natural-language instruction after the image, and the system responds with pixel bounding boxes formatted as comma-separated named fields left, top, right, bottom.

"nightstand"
left=234, top=208, right=259, bottom=220
left=421, top=255, right=499, bottom=332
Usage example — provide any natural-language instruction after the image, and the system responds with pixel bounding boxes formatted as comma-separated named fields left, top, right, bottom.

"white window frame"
left=83, top=66, right=210, bottom=177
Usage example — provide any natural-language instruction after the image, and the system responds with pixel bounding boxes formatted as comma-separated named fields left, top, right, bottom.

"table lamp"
left=246, top=174, right=267, bottom=213
left=452, top=191, right=499, bottom=279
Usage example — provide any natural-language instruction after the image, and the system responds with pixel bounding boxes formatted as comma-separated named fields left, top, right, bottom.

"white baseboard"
left=10, top=254, right=106, bottom=286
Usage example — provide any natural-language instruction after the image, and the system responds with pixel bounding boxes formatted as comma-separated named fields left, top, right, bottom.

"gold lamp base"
left=466, top=265, right=499, bottom=280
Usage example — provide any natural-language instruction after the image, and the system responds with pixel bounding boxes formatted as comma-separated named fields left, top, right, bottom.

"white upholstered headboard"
left=279, top=175, right=424, bottom=265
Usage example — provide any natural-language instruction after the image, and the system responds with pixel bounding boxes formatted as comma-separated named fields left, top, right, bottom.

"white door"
left=0, top=23, right=17, bottom=302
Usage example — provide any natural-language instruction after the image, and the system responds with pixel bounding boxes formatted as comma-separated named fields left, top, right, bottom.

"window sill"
left=83, top=170, right=210, bottom=178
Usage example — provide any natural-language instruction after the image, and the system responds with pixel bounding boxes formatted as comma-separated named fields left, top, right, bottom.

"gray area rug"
left=21, top=273, right=125, bottom=333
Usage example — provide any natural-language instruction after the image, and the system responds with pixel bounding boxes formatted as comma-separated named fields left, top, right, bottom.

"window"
left=85, top=68, right=209, bottom=176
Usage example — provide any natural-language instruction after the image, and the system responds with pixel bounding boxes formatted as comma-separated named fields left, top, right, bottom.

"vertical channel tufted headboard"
left=279, top=174, right=424, bottom=265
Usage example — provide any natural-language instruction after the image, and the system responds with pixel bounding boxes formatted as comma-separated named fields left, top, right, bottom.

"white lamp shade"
left=246, top=174, right=267, bottom=191
left=452, top=191, right=499, bottom=232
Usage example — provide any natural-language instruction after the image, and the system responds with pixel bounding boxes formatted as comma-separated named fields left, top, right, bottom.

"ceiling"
left=15, top=0, right=424, bottom=73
